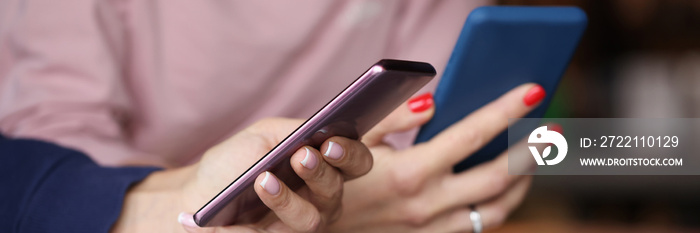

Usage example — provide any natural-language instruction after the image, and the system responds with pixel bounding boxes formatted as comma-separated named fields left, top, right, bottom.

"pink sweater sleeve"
left=0, top=0, right=162, bottom=166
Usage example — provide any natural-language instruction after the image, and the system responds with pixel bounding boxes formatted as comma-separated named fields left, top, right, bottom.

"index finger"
left=415, top=83, right=545, bottom=169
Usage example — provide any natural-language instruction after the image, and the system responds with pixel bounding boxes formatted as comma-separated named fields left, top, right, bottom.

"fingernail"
left=300, top=147, right=318, bottom=169
left=408, top=93, right=434, bottom=113
left=178, top=212, right=199, bottom=228
left=323, top=141, right=344, bottom=160
left=260, top=171, right=280, bottom=195
left=523, top=85, right=546, bottom=106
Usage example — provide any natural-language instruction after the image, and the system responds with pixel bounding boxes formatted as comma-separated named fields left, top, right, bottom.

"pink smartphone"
left=194, top=59, right=436, bottom=227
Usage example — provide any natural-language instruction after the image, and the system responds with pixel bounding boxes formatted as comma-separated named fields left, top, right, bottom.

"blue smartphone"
left=414, top=6, right=587, bottom=172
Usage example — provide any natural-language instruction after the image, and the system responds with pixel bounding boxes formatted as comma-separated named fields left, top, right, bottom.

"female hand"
left=111, top=118, right=373, bottom=233
left=329, top=83, right=545, bottom=232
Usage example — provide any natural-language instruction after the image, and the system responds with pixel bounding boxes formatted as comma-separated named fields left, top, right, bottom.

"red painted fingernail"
left=523, top=85, right=546, bottom=106
left=408, top=93, right=434, bottom=113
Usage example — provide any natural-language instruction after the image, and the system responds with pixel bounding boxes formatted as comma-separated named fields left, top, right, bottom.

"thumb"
left=363, top=93, right=435, bottom=146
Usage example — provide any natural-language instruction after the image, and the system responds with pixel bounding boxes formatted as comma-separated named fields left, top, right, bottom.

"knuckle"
left=354, top=147, right=374, bottom=177
left=307, top=165, right=343, bottom=206
left=389, top=165, right=426, bottom=197
left=300, top=211, right=322, bottom=232
left=327, top=204, right=343, bottom=223
left=311, top=159, right=328, bottom=180
left=318, top=174, right=344, bottom=203
left=340, top=140, right=356, bottom=165
left=464, top=128, right=484, bottom=148
left=401, top=201, right=431, bottom=227
left=486, top=170, right=509, bottom=197
left=330, top=174, right=344, bottom=197
left=447, top=128, right=483, bottom=149
left=485, top=206, right=507, bottom=227
left=271, top=191, right=294, bottom=211
left=340, top=141, right=374, bottom=178
left=243, top=118, right=284, bottom=143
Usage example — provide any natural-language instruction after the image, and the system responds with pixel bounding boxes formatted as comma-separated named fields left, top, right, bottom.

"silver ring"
left=469, top=205, right=483, bottom=233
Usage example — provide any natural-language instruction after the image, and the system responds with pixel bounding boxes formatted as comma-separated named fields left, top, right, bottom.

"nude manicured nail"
left=300, top=147, right=318, bottom=169
left=178, top=212, right=198, bottom=228
left=523, top=84, right=546, bottom=106
left=260, top=171, right=280, bottom=195
left=408, top=93, right=434, bottom=113
left=323, top=141, right=343, bottom=160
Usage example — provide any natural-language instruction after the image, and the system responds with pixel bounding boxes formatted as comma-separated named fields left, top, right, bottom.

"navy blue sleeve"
left=0, top=134, right=161, bottom=233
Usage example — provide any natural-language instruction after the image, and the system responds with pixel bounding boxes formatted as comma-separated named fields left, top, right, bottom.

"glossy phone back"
left=195, top=59, right=436, bottom=227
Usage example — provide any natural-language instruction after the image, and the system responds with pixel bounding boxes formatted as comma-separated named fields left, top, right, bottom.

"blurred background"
left=495, top=0, right=700, bottom=232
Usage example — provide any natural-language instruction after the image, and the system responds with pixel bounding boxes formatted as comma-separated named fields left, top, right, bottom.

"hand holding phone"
left=321, top=83, right=544, bottom=232
left=114, top=117, right=381, bottom=232
left=415, top=6, right=587, bottom=171
left=193, top=60, right=436, bottom=226
left=162, top=118, right=375, bottom=232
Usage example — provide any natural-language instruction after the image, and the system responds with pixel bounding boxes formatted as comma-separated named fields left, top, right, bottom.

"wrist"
left=111, top=166, right=195, bottom=233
